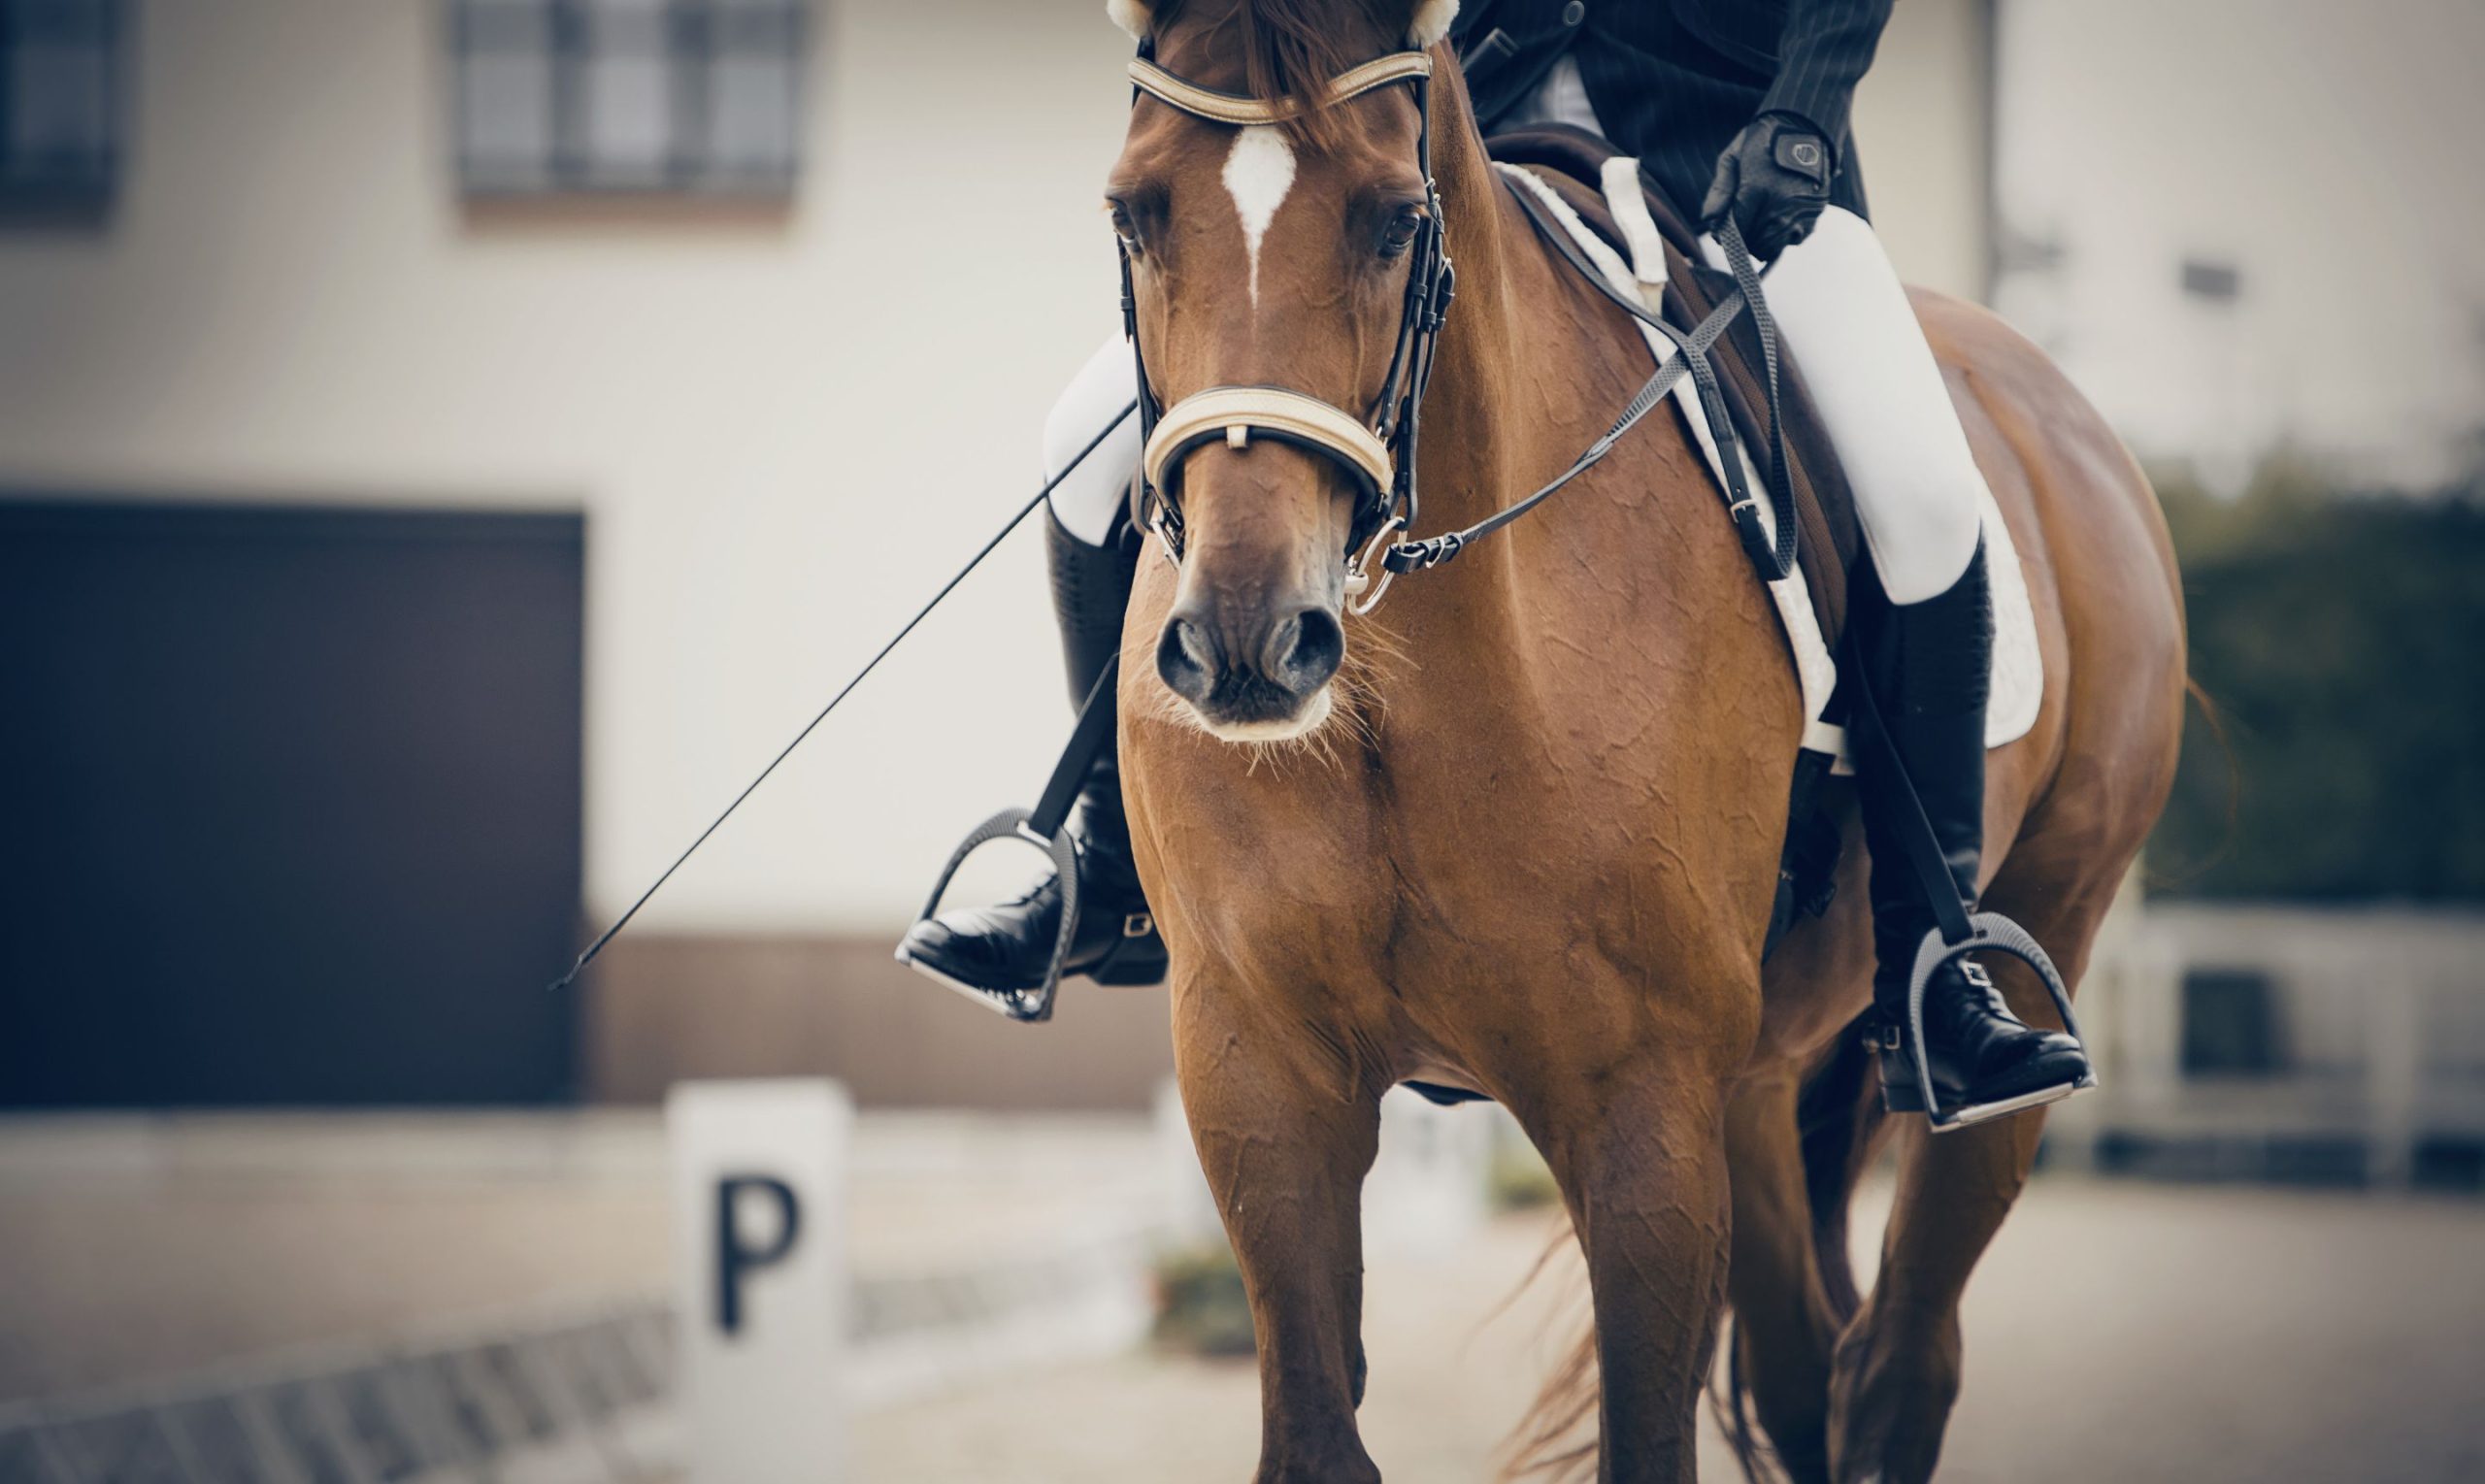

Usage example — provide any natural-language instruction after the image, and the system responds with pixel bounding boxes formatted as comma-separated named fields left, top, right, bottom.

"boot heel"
left=1877, top=1058, right=1926, bottom=1114
left=1866, top=1017, right=1925, bottom=1113
left=1878, top=1075, right=1924, bottom=1114
left=1091, top=913, right=1169, bottom=986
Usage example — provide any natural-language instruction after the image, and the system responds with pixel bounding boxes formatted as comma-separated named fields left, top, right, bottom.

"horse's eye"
left=1108, top=201, right=1142, bottom=253
left=1379, top=207, right=1425, bottom=258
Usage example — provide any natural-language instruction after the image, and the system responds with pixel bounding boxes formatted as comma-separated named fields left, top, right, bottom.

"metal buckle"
left=1122, top=911, right=1155, bottom=939
left=1343, top=514, right=1407, bottom=616
left=1147, top=503, right=1183, bottom=568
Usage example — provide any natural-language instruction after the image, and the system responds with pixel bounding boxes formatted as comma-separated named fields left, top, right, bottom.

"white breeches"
left=1702, top=207, right=1985, bottom=604
left=1044, top=209, right=1985, bottom=606
left=1044, top=336, right=1146, bottom=547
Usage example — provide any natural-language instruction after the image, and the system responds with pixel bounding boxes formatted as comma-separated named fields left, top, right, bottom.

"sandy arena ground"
left=3, top=1114, right=2479, bottom=1481
left=857, top=1178, right=2485, bottom=1483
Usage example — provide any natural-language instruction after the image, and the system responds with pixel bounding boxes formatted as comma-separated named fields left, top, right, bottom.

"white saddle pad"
left=1497, top=162, right=2042, bottom=763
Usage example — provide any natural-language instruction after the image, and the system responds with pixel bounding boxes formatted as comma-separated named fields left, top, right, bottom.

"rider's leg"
left=895, top=337, right=1165, bottom=994
left=1748, top=208, right=2087, bottom=1116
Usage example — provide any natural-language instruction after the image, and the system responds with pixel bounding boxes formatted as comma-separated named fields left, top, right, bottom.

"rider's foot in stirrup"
left=1872, top=958, right=2090, bottom=1120
left=896, top=815, right=1166, bottom=995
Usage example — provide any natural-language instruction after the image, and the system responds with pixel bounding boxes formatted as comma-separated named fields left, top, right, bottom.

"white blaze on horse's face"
left=1222, top=125, right=1296, bottom=308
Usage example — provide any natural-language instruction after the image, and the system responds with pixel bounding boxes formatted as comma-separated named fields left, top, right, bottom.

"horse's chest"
left=1150, top=729, right=1698, bottom=975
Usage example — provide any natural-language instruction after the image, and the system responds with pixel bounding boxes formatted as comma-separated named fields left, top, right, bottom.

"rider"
left=898, top=0, right=2092, bottom=1121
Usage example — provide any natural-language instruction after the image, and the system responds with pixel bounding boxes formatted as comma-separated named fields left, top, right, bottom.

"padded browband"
left=1127, top=51, right=1434, bottom=127
left=1142, top=386, right=1394, bottom=497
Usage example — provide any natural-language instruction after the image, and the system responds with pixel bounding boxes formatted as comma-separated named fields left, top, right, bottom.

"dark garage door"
left=0, top=500, right=584, bottom=1106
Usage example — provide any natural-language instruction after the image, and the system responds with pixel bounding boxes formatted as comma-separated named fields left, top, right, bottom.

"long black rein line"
left=1379, top=178, right=1798, bottom=583
left=547, top=401, right=1139, bottom=996
left=550, top=181, right=1796, bottom=993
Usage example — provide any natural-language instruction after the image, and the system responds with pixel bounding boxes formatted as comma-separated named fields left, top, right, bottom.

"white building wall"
left=1991, top=0, right=2485, bottom=489
left=1852, top=0, right=1993, bottom=304
left=0, top=0, right=1993, bottom=935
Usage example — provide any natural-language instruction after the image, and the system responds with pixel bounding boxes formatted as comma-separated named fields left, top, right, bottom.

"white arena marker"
left=669, top=1078, right=852, bottom=1484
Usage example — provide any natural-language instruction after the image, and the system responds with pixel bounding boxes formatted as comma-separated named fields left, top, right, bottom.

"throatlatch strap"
left=1028, top=655, right=1121, bottom=842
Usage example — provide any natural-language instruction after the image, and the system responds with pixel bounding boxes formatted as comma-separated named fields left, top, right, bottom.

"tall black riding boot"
left=1856, top=540, right=2089, bottom=1123
left=895, top=510, right=1167, bottom=994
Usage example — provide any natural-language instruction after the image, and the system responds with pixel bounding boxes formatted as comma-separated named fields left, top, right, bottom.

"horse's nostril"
left=1156, top=614, right=1217, bottom=704
left=1274, top=606, right=1344, bottom=693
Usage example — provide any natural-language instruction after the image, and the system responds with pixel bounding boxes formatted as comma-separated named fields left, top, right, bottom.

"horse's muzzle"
left=1155, top=598, right=1343, bottom=740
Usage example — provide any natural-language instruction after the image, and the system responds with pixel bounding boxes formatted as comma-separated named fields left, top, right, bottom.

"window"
left=2179, top=968, right=2289, bottom=1077
left=454, top=0, right=804, bottom=197
left=0, top=0, right=124, bottom=216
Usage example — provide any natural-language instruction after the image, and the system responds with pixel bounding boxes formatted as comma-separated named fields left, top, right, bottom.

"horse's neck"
left=1412, top=104, right=1668, bottom=551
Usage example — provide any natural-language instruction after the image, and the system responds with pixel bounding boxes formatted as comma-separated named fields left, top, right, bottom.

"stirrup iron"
left=1900, top=913, right=2098, bottom=1133
left=897, top=658, right=1121, bottom=1024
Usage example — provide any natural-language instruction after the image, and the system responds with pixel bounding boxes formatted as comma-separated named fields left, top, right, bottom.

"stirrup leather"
left=899, top=658, right=1122, bottom=1024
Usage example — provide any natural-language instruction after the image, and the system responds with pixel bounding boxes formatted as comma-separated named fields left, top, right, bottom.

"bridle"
left=1119, top=42, right=1455, bottom=614
left=1117, top=35, right=1799, bottom=619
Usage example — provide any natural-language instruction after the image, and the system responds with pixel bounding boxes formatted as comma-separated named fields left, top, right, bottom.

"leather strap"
left=1498, top=168, right=1750, bottom=532
left=1127, top=51, right=1433, bottom=126
left=1844, top=652, right=1977, bottom=946
left=1706, top=213, right=1799, bottom=581
left=1376, top=172, right=1778, bottom=579
left=1029, top=655, right=1122, bottom=842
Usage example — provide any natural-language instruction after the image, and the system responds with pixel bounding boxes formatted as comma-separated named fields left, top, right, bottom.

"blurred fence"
left=2052, top=901, right=2485, bottom=1187
left=0, top=1231, right=1170, bottom=1484
left=0, top=1304, right=675, bottom=1484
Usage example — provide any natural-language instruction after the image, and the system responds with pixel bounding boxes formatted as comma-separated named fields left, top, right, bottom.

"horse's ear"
left=1403, top=0, right=1459, bottom=49
left=1106, top=0, right=1152, bottom=42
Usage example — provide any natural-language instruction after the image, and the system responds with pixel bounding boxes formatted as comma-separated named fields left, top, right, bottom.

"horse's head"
left=1108, top=0, right=1457, bottom=742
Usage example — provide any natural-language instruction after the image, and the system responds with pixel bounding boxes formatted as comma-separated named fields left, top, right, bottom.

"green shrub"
left=1487, top=1141, right=1562, bottom=1211
left=1150, top=1242, right=1255, bottom=1358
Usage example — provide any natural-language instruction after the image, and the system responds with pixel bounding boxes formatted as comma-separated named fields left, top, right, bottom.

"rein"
left=1387, top=198, right=1799, bottom=587
left=1118, top=43, right=1798, bottom=614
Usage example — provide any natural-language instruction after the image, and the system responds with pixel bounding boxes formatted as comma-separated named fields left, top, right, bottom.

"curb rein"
left=1116, top=42, right=1801, bottom=619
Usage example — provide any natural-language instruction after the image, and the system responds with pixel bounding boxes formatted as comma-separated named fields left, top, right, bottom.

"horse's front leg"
left=1517, top=967, right=1761, bottom=1483
left=1173, top=973, right=1384, bottom=1484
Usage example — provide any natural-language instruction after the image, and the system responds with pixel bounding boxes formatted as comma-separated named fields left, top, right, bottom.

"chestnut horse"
left=1107, top=2, right=2184, bottom=1478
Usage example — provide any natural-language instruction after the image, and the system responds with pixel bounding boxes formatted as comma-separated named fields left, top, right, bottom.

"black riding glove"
left=1701, top=113, right=1834, bottom=262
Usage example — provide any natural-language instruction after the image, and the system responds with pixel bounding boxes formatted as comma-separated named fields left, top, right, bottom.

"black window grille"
left=0, top=0, right=124, bottom=215
left=454, top=0, right=804, bottom=197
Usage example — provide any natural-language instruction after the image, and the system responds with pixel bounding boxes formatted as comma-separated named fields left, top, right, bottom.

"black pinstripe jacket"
left=1452, top=0, right=1892, bottom=221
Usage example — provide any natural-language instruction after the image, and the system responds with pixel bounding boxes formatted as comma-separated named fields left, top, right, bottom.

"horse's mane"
left=1153, top=0, right=1400, bottom=149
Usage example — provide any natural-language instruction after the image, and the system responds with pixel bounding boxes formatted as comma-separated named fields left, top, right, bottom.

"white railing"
left=2048, top=901, right=2485, bottom=1185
